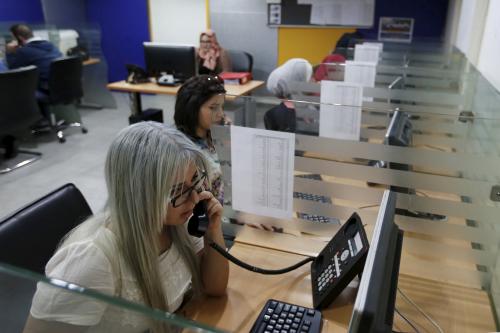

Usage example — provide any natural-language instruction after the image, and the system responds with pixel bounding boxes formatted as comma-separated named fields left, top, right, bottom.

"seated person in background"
left=23, top=122, right=229, bottom=333
left=312, top=54, right=346, bottom=82
left=6, top=24, right=62, bottom=92
left=175, top=75, right=229, bottom=204
left=197, top=30, right=231, bottom=75
left=264, top=58, right=312, bottom=132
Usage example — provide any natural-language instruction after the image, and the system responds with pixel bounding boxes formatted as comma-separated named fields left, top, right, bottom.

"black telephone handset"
left=311, top=212, right=369, bottom=309
left=125, top=64, right=149, bottom=84
left=187, top=201, right=210, bottom=238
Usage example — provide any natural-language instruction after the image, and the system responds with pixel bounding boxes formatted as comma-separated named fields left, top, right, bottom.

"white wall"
left=149, top=0, right=207, bottom=45
left=455, top=0, right=475, bottom=54
left=477, top=1, right=500, bottom=91
left=454, top=0, right=488, bottom=66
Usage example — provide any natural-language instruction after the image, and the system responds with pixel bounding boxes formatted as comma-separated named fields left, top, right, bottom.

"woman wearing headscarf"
left=264, top=58, right=313, bottom=132
left=312, top=54, right=346, bottom=82
left=197, top=30, right=231, bottom=75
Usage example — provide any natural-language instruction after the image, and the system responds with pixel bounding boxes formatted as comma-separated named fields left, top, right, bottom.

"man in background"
left=6, top=24, right=62, bottom=90
left=6, top=24, right=62, bottom=123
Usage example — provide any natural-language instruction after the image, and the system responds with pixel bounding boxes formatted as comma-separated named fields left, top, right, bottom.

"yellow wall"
left=278, top=27, right=356, bottom=66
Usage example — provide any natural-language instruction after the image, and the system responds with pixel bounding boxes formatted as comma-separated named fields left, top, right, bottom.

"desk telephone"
left=188, top=201, right=369, bottom=310
left=125, top=64, right=149, bottom=84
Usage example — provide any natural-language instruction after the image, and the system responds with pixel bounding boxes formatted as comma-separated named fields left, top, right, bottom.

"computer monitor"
left=348, top=190, right=404, bottom=333
left=143, top=42, right=197, bottom=81
left=383, top=111, right=446, bottom=220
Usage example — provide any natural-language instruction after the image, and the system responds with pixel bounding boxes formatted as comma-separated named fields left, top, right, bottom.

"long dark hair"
left=174, top=75, right=226, bottom=138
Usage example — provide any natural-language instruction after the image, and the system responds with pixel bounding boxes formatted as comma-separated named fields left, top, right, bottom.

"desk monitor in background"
left=348, top=190, right=403, bottom=333
left=382, top=110, right=446, bottom=221
left=143, top=42, right=196, bottom=82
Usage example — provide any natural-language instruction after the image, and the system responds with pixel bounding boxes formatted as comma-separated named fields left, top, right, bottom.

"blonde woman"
left=23, top=122, right=229, bottom=332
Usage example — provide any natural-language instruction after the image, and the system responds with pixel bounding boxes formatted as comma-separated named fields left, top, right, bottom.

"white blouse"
left=30, top=228, right=204, bottom=332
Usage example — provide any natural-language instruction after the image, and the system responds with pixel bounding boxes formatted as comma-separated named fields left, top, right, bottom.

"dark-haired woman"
left=174, top=75, right=228, bottom=204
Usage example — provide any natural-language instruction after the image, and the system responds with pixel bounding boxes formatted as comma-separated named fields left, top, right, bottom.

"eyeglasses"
left=169, top=172, right=208, bottom=208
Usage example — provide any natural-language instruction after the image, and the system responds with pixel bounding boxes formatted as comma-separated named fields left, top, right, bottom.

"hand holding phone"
left=188, top=191, right=223, bottom=237
left=198, top=191, right=223, bottom=230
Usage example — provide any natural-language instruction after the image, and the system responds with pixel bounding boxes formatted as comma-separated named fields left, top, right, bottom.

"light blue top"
left=0, top=59, right=8, bottom=73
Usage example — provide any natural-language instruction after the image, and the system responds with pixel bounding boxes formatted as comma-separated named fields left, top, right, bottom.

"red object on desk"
left=219, top=72, right=252, bottom=85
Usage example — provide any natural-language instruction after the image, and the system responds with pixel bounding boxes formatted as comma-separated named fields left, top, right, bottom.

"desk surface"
left=107, top=80, right=264, bottom=100
left=185, top=239, right=495, bottom=333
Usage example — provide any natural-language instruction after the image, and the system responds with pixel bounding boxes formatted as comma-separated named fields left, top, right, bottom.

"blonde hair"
left=59, top=122, right=207, bottom=326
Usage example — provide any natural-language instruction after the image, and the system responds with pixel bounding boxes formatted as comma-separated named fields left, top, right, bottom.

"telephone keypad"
left=311, top=213, right=369, bottom=309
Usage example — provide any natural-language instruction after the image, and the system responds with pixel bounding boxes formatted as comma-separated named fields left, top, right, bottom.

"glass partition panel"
left=216, top=94, right=500, bottom=299
left=0, top=263, right=223, bottom=333
left=0, top=23, right=116, bottom=108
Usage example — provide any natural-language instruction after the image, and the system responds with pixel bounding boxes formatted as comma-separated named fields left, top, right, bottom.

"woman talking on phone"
left=174, top=74, right=229, bottom=205
left=23, top=122, right=228, bottom=333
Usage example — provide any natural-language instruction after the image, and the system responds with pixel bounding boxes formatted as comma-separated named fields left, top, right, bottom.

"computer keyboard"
left=297, top=212, right=339, bottom=224
left=250, top=299, right=322, bottom=333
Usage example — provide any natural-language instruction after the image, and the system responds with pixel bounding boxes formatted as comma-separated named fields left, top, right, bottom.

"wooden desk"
left=185, top=238, right=495, bottom=333
left=107, top=80, right=264, bottom=126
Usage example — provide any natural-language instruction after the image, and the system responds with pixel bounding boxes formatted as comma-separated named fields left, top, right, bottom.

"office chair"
left=0, top=183, right=92, bottom=332
left=227, top=49, right=253, bottom=73
left=0, top=66, right=42, bottom=174
left=37, top=56, right=88, bottom=143
left=0, top=183, right=93, bottom=274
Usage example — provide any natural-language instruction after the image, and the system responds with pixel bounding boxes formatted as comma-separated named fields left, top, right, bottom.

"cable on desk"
left=398, top=287, right=444, bottom=333
left=395, top=307, right=420, bottom=333
left=208, top=241, right=315, bottom=275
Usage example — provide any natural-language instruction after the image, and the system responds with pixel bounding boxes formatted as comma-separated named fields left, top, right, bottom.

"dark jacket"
left=6, top=40, right=62, bottom=89
left=263, top=102, right=297, bottom=133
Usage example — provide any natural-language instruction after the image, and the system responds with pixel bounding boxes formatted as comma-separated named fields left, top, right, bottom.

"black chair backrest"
left=0, top=183, right=93, bottom=274
left=0, top=66, right=40, bottom=135
left=49, top=56, right=83, bottom=104
left=227, top=49, right=253, bottom=73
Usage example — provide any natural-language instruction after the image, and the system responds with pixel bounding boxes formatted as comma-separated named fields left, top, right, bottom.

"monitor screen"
left=143, top=42, right=196, bottom=81
left=348, top=190, right=404, bottom=333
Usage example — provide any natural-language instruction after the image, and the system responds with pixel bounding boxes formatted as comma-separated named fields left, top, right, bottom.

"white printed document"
left=231, top=126, right=295, bottom=219
left=344, top=60, right=376, bottom=102
left=319, top=81, right=363, bottom=141
left=354, top=44, right=380, bottom=63
left=344, top=61, right=376, bottom=88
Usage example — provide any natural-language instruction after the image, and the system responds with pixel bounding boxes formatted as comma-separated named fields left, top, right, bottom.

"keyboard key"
left=270, top=300, right=278, bottom=309
left=284, top=304, right=291, bottom=312
left=292, top=323, right=299, bottom=329
left=278, top=319, right=284, bottom=324
left=291, top=305, right=298, bottom=313
left=264, top=315, right=270, bottom=322
left=275, top=302, right=283, bottom=314
left=307, top=309, right=315, bottom=316
left=304, top=320, right=312, bottom=325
